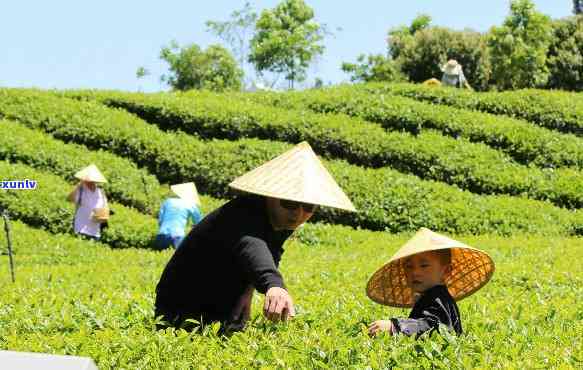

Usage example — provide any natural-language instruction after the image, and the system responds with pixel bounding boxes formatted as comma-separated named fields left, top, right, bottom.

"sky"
left=0, top=1, right=573, bottom=92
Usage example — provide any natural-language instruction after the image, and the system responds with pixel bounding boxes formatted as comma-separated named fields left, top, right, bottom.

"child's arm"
left=368, top=320, right=395, bottom=336
left=391, top=298, right=459, bottom=337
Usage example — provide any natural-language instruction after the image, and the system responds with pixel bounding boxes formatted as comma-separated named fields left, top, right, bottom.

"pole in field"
left=2, top=209, right=15, bottom=283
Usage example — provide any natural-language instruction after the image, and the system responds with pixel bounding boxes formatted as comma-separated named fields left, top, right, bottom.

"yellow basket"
left=92, top=207, right=110, bottom=222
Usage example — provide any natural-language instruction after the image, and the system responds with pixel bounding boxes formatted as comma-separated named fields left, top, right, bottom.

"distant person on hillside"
left=67, top=164, right=109, bottom=241
left=440, top=59, right=472, bottom=90
left=367, top=228, right=494, bottom=338
left=155, top=182, right=203, bottom=250
left=154, top=142, right=356, bottom=335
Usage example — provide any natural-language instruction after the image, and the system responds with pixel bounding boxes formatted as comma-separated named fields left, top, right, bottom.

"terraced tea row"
left=239, top=87, right=583, bottom=169
left=0, top=161, right=156, bottom=248
left=361, top=83, right=583, bottom=136
left=0, top=119, right=166, bottom=214
left=61, top=89, right=583, bottom=209
left=1, top=89, right=581, bottom=235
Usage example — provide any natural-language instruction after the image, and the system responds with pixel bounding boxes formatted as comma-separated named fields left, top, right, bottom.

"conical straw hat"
left=74, top=164, right=107, bottom=183
left=171, top=182, right=201, bottom=206
left=366, top=227, right=495, bottom=308
left=228, top=141, right=356, bottom=212
left=441, top=59, right=462, bottom=75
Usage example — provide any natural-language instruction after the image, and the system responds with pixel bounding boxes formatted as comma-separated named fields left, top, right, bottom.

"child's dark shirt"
left=390, top=285, right=462, bottom=337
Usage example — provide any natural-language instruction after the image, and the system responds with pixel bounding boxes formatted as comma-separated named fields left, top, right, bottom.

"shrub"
left=0, top=161, right=156, bottom=248
left=0, top=89, right=580, bottom=235
left=389, top=26, right=492, bottom=91
left=63, top=89, right=583, bottom=209
left=363, top=82, right=583, bottom=137
left=246, top=84, right=583, bottom=167
left=0, top=119, right=165, bottom=214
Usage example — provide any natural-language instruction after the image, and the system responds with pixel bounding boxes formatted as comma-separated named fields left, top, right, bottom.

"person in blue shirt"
left=155, top=182, right=203, bottom=249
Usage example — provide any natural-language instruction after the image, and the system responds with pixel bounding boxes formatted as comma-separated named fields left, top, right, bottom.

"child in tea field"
left=366, top=228, right=494, bottom=337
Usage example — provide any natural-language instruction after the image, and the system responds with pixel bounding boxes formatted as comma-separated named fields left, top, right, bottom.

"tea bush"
left=363, top=82, right=583, bottom=136
left=0, top=119, right=165, bottom=214
left=0, top=161, right=157, bottom=248
left=0, top=220, right=580, bottom=368
left=241, top=86, right=583, bottom=169
left=62, top=89, right=583, bottom=209
left=1, top=89, right=582, bottom=235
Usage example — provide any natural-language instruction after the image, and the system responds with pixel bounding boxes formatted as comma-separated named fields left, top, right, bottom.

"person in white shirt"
left=440, top=59, right=472, bottom=90
left=67, top=164, right=109, bottom=240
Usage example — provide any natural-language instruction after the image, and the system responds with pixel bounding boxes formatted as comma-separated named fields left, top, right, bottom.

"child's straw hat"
left=366, top=227, right=495, bottom=307
left=171, top=182, right=201, bottom=206
left=74, top=164, right=107, bottom=183
left=441, top=59, right=463, bottom=76
left=228, top=141, right=356, bottom=212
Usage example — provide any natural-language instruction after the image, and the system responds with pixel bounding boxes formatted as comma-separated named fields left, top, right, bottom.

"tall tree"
left=136, top=66, right=150, bottom=80
left=206, top=2, right=257, bottom=85
left=159, top=41, right=243, bottom=92
left=135, top=66, right=150, bottom=92
left=388, top=25, right=492, bottom=90
left=488, top=0, right=552, bottom=90
left=341, top=54, right=404, bottom=83
left=249, top=0, right=325, bottom=89
left=546, top=15, right=583, bottom=90
left=387, top=14, right=432, bottom=60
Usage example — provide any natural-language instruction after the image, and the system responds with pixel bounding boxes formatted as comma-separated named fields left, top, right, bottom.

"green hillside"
left=0, top=220, right=580, bottom=368
left=1, top=85, right=583, bottom=237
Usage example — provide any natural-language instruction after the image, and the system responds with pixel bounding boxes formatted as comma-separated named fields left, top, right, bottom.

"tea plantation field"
left=1, top=83, right=582, bottom=368
left=0, top=221, right=581, bottom=368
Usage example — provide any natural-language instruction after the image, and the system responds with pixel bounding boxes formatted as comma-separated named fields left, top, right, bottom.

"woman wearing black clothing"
left=154, top=142, right=356, bottom=333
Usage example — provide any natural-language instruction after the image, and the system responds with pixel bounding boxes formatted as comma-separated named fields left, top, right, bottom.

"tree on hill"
left=341, top=54, right=404, bottom=83
left=206, top=2, right=257, bottom=87
left=546, top=15, right=583, bottom=90
left=159, top=41, right=243, bottom=92
left=488, top=0, right=552, bottom=90
left=135, top=66, right=150, bottom=92
left=388, top=23, right=492, bottom=90
left=249, top=0, right=325, bottom=89
left=387, top=13, right=432, bottom=61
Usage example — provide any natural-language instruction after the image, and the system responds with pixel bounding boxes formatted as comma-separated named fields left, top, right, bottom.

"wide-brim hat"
left=366, top=227, right=495, bottom=308
left=74, top=164, right=107, bottom=183
left=228, top=141, right=356, bottom=212
left=171, top=182, right=201, bottom=206
left=441, top=59, right=462, bottom=75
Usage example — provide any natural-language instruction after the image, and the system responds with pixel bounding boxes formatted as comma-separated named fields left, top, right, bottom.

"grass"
left=1, top=221, right=581, bottom=369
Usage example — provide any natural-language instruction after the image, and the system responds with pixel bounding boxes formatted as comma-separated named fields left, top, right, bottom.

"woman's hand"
left=264, top=287, right=295, bottom=322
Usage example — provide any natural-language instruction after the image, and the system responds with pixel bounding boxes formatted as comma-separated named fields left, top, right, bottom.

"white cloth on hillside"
left=73, top=184, right=106, bottom=238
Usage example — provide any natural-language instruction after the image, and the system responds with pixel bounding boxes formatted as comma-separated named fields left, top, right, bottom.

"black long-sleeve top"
left=155, top=195, right=292, bottom=325
left=391, top=285, right=462, bottom=337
